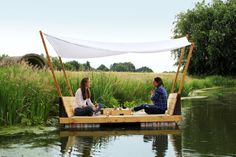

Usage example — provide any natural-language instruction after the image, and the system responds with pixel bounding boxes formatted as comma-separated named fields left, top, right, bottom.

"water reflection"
left=144, top=135, right=168, bottom=157
left=61, top=136, right=94, bottom=156
left=181, top=87, right=236, bottom=156
left=60, top=130, right=181, bottom=157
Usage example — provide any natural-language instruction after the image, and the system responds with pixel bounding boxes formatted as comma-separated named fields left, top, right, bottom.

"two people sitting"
left=73, top=76, right=167, bottom=116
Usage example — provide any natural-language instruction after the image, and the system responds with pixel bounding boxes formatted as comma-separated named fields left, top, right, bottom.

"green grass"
left=0, top=64, right=235, bottom=126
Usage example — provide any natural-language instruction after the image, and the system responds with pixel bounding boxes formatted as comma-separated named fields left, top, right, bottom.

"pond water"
left=0, top=87, right=236, bottom=157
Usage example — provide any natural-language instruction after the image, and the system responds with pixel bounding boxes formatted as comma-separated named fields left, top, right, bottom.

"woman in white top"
left=74, top=77, right=102, bottom=116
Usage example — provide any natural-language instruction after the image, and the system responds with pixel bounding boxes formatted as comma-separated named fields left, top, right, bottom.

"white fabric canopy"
left=44, top=33, right=191, bottom=59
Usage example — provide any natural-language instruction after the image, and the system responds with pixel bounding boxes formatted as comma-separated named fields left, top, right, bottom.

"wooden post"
left=171, top=47, right=185, bottom=93
left=59, top=56, right=74, bottom=96
left=178, top=43, right=194, bottom=94
left=39, top=30, right=62, bottom=97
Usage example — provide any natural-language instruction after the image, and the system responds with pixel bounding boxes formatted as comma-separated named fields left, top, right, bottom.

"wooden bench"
left=60, top=96, right=75, bottom=118
left=166, top=93, right=181, bottom=115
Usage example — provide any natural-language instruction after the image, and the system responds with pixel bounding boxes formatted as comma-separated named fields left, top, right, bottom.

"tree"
left=51, top=57, right=62, bottom=70
left=64, top=60, right=80, bottom=71
left=97, top=64, right=109, bottom=71
left=64, top=62, right=75, bottom=71
left=0, top=54, right=8, bottom=61
left=136, top=66, right=153, bottom=72
left=110, top=62, right=136, bottom=72
left=173, top=0, right=236, bottom=75
left=84, top=61, right=92, bottom=71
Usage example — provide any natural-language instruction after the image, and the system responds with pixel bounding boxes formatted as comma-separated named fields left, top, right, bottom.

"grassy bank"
left=0, top=64, right=236, bottom=126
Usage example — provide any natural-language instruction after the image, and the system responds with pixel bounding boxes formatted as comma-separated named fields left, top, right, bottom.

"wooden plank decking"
left=60, top=112, right=182, bottom=124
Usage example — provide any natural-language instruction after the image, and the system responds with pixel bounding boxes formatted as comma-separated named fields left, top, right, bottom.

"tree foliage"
left=51, top=57, right=62, bottom=70
left=136, top=66, right=153, bottom=72
left=64, top=60, right=80, bottom=71
left=35, top=56, right=154, bottom=72
left=51, top=57, right=92, bottom=71
left=97, top=64, right=109, bottom=71
left=110, top=62, right=136, bottom=72
left=0, top=54, right=8, bottom=61
left=173, top=0, right=236, bottom=75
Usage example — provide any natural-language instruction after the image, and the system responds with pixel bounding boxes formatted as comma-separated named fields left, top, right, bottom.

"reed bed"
left=0, top=64, right=235, bottom=126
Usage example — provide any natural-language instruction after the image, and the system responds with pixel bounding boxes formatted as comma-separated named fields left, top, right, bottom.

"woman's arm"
left=151, top=88, right=160, bottom=101
left=87, top=99, right=94, bottom=107
left=87, top=99, right=98, bottom=112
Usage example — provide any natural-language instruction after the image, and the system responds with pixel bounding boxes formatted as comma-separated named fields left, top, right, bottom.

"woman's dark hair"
left=154, top=77, right=164, bottom=88
left=80, top=77, right=91, bottom=100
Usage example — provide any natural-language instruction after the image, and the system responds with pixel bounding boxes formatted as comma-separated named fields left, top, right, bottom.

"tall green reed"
left=1, top=63, right=235, bottom=126
left=0, top=64, right=56, bottom=126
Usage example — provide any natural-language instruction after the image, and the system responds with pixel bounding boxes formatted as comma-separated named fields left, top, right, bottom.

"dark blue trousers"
left=74, top=103, right=103, bottom=116
left=74, top=106, right=93, bottom=116
left=134, top=104, right=165, bottom=114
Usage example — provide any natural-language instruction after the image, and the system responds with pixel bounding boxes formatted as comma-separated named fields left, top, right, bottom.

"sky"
left=0, top=0, right=211, bottom=72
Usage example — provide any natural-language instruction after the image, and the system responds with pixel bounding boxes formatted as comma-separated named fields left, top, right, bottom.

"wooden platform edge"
left=59, top=115, right=182, bottom=124
left=60, top=129, right=181, bottom=137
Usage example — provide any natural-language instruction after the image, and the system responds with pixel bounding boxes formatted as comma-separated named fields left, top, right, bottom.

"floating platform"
left=60, top=112, right=182, bottom=129
left=59, top=93, right=182, bottom=129
left=60, top=112, right=182, bottom=124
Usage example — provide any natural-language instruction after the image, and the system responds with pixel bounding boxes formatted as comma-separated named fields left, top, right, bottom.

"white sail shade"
left=44, top=33, right=191, bottom=59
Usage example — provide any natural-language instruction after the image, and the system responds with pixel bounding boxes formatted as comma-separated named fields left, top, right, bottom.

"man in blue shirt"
left=132, top=77, right=167, bottom=114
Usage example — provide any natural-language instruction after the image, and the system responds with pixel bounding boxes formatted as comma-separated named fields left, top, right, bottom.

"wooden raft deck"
left=60, top=112, right=182, bottom=124
left=59, top=94, right=182, bottom=128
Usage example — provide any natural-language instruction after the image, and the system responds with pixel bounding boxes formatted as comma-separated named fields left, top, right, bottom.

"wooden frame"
left=171, top=47, right=185, bottom=93
left=58, top=56, right=74, bottom=96
left=40, top=30, right=194, bottom=97
left=40, top=30, right=74, bottom=97
left=178, top=43, right=194, bottom=94
left=40, top=31, right=62, bottom=97
left=60, top=114, right=182, bottom=124
left=40, top=30, right=194, bottom=126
